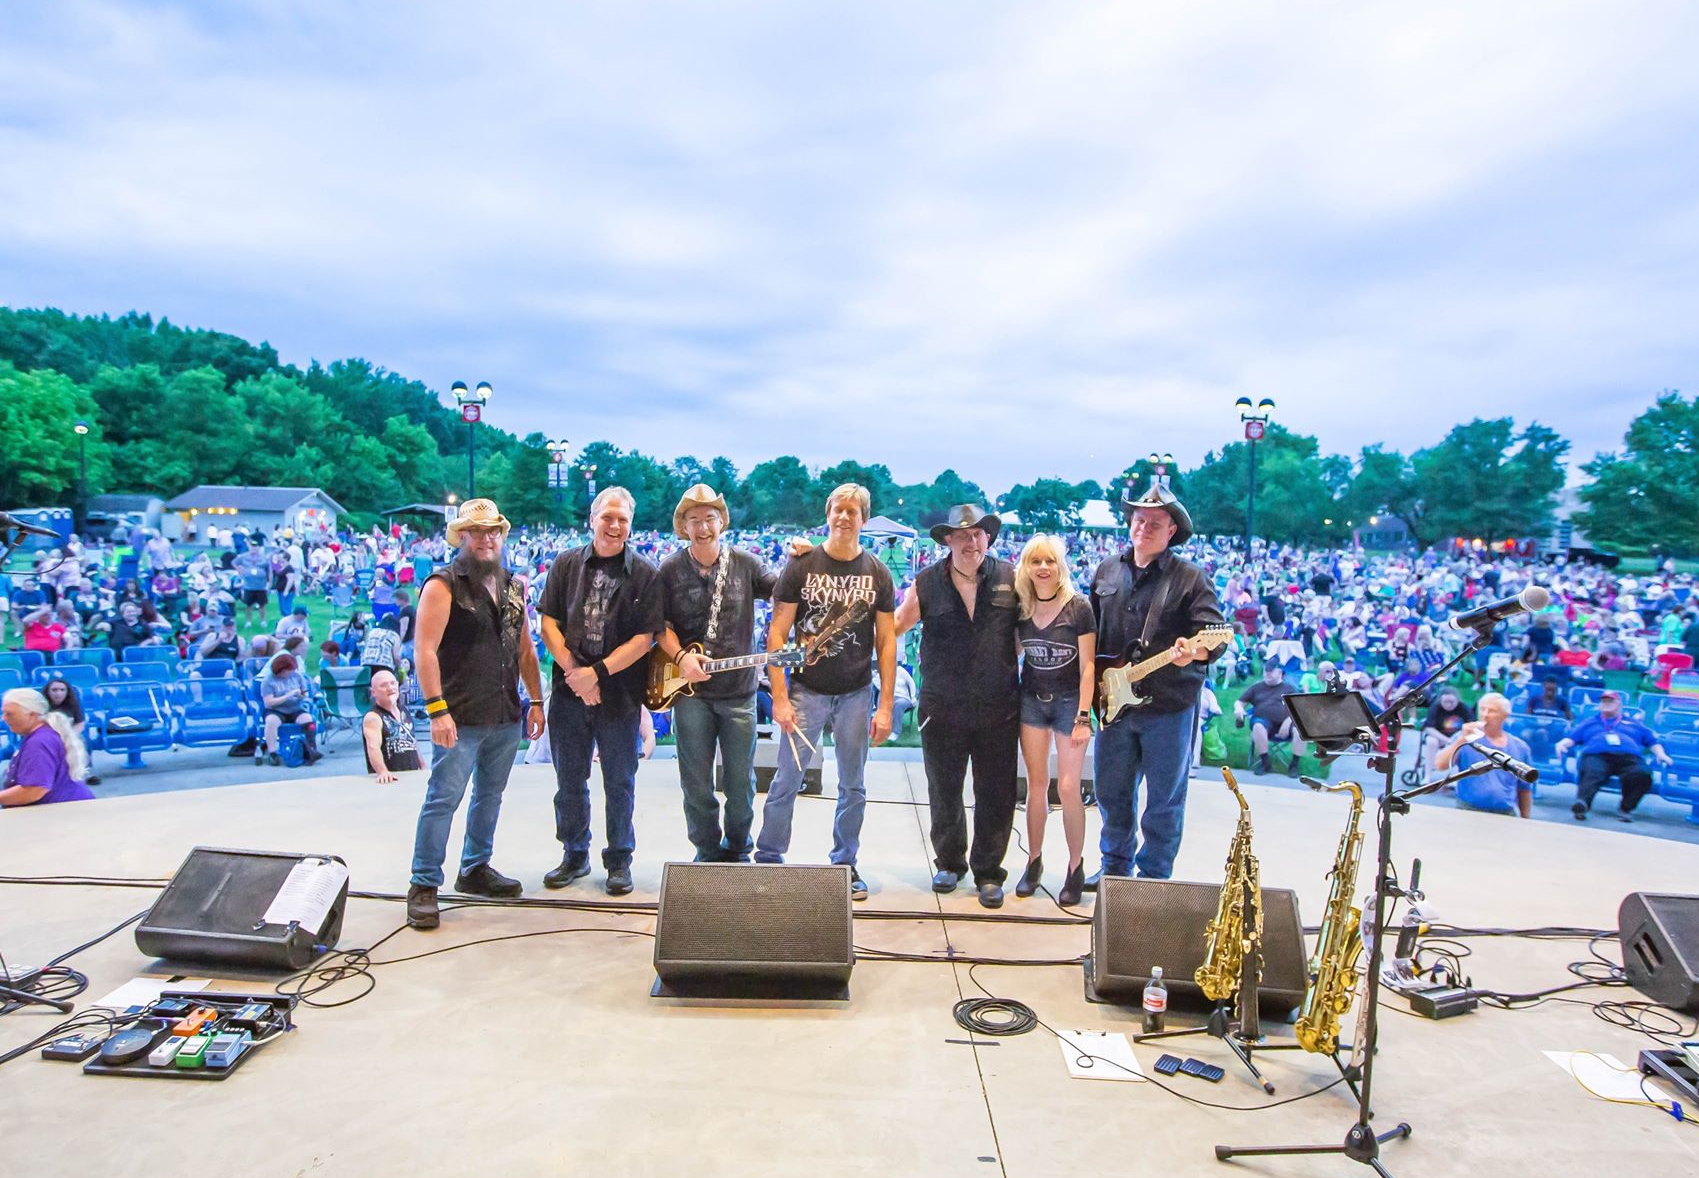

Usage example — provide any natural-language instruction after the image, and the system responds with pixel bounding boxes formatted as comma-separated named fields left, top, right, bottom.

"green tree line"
left=0, top=308, right=1690, bottom=551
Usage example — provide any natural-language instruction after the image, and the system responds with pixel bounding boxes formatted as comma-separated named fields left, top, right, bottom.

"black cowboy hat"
left=1121, top=479, right=1193, bottom=546
left=929, top=504, right=1002, bottom=545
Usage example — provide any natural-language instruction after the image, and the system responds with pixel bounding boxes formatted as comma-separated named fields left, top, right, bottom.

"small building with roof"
left=165, top=485, right=347, bottom=540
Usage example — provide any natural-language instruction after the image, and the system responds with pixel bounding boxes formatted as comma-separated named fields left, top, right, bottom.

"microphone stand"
left=1217, top=627, right=1496, bottom=1175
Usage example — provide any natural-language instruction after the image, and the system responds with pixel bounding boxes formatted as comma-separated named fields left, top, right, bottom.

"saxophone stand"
left=1136, top=877, right=1322, bottom=1097
left=1216, top=631, right=1495, bottom=1173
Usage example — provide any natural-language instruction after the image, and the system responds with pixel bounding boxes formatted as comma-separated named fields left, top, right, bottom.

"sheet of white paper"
left=1544, top=1051, right=1658, bottom=1103
left=92, top=977, right=210, bottom=1010
left=261, top=857, right=349, bottom=930
left=1057, top=1030, right=1145, bottom=1082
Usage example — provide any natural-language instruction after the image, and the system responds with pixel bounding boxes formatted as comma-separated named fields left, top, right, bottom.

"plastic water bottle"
left=1143, top=966, right=1168, bottom=1034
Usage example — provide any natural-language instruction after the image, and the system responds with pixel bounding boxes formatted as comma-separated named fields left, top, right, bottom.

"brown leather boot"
left=406, top=884, right=439, bottom=929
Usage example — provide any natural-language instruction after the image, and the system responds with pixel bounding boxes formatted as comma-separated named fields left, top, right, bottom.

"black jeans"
left=1576, top=752, right=1654, bottom=812
left=921, top=709, right=1020, bottom=885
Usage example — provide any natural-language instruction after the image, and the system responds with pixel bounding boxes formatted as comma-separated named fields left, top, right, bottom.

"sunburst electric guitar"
left=646, top=645, right=806, bottom=712
left=1095, top=625, right=1235, bottom=725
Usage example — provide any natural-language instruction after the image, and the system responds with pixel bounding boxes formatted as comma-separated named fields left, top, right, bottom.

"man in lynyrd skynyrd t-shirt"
left=755, top=483, right=897, bottom=898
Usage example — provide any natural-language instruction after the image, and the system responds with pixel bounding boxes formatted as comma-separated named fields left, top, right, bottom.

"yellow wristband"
left=425, top=699, right=450, bottom=717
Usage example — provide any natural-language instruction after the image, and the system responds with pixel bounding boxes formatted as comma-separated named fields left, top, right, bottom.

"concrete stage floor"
left=3, top=761, right=1697, bottom=1178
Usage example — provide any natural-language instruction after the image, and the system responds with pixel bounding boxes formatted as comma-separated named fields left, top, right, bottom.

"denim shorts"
left=1020, top=691, right=1081, bottom=735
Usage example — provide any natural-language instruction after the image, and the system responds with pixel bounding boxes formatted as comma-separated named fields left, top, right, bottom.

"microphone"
left=1445, top=585, right=1550, bottom=633
left=1465, top=739, right=1539, bottom=784
left=0, top=512, right=61, bottom=539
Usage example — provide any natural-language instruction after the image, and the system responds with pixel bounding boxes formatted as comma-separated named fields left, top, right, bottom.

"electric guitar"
left=1095, top=625, right=1235, bottom=725
left=646, top=645, right=806, bottom=712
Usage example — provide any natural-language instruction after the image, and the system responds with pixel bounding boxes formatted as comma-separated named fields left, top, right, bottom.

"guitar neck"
left=701, top=652, right=772, bottom=674
left=1127, top=647, right=1176, bottom=680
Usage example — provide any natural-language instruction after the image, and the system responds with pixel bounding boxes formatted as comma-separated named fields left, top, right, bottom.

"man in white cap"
left=406, top=498, right=545, bottom=930
left=656, top=484, right=778, bottom=862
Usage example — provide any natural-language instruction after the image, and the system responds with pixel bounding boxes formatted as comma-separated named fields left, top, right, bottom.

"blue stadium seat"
left=0, top=668, right=24, bottom=693
left=169, top=681, right=253, bottom=749
left=33, top=664, right=102, bottom=693
left=119, top=645, right=180, bottom=665
left=87, top=683, right=174, bottom=769
left=1504, top=714, right=1571, bottom=785
left=179, top=658, right=236, bottom=681
left=53, top=648, right=115, bottom=672
left=108, top=662, right=177, bottom=685
left=0, top=651, right=46, bottom=675
left=1639, top=694, right=1668, bottom=730
left=1569, top=685, right=1605, bottom=709
left=238, top=656, right=273, bottom=682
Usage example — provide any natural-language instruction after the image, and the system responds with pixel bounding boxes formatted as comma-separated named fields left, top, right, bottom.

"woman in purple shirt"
left=1, top=688, right=95, bottom=807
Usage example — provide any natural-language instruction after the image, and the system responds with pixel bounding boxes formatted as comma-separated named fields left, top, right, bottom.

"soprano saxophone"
left=1195, top=768, right=1261, bottom=1004
left=1295, top=780, right=1365, bottom=1055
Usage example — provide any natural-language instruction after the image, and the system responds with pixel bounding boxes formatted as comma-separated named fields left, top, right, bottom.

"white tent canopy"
left=860, top=514, right=917, bottom=538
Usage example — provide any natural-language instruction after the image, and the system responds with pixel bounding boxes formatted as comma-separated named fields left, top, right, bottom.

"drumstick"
left=786, top=724, right=819, bottom=761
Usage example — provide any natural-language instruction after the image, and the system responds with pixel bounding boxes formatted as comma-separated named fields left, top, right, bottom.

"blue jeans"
left=756, top=683, right=870, bottom=867
left=1094, top=704, right=1197, bottom=880
left=549, top=690, right=639, bottom=870
left=410, top=723, right=522, bottom=888
left=673, top=693, right=757, bottom=861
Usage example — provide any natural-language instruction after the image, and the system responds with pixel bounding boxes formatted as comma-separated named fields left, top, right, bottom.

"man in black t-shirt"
left=1235, top=664, right=1303, bottom=775
left=755, top=483, right=897, bottom=898
left=657, top=484, right=778, bottom=863
left=538, top=488, right=664, bottom=897
left=1417, top=684, right=1474, bottom=776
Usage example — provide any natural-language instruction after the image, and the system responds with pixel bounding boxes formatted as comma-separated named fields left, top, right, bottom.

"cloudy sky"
left=3, top=1, right=1696, bottom=493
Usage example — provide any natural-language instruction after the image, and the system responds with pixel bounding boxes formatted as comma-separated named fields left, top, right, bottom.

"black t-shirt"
left=1311, top=572, right=1335, bottom=596
left=365, top=707, right=423, bottom=773
left=1239, top=679, right=1296, bottom=725
left=580, top=553, right=626, bottom=660
left=395, top=604, right=416, bottom=642
left=774, top=547, right=895, bottom=696
left=659, top=546, right=778, bottom=700
left=1422, top=699, right=1474, bottom=736
left=1018, top=595, right=1096, bottom=698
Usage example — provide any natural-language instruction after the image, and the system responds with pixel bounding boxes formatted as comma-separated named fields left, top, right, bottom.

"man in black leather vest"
left=895, top=505, right=1021, bottom=908
left=407, top=499, right=545, bottom=929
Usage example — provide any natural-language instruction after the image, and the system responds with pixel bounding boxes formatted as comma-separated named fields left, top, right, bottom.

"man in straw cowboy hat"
left=407, top=498, right=545, bottom=929
left=538, top=486, right=664, bottom=896
left=1084, top=476, right=1225, bottom=888
left=893, top=504, right=1022, bottom=909
left=656, top=483, right=779, bottom=862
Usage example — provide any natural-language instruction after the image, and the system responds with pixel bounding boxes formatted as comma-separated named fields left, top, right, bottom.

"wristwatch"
left=1075, top=710, right=1092, bottom=726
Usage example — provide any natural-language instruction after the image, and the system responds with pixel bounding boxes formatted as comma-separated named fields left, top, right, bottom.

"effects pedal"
left=1405, top=984, right=1477, bottom=1020
left=1154, top=1054, right=1182, bottom=1075
left=1179, top=1058, right=1225, bottom=1083
left=204, top=1031, right=251, bottom=1070
left=42, top=1033, right=104, bottom=1062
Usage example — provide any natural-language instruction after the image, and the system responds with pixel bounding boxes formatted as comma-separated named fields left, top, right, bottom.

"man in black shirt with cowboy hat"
left=1085, top=478, right=1224, bottom=886
left=894, top=504, right=1022, bottom=908
left=407, top=497, right=545, bottom=929
left=656, top=483, right=778, bottom=863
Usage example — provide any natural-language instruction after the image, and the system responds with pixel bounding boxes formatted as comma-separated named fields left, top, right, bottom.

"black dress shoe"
left=1014, top=857, right=1043, bottom=898
left=1082, top=870, right=1102, bottom=893
left=455, top=862, right=523, bottom=898
left=543, top=855, right=591, bottom=888
left=932, top=870, right=960, bottom=893
left=406, top=884, right=440, bottom=929
left=1057, top=863, right=1086, bottom=907
left=977, top=882, right=1005, bottom=909
left=605, top=866, right=633, bottom=896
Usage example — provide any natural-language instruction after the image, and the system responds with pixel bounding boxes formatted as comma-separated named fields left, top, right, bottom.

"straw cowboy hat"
left=673, top=484, right=730, bottom=540
left=445, top=498, right=511, bottom=543
left=1122, top=479, right=1193, bottom=546
left=929, top=504, right=1002, bottom=545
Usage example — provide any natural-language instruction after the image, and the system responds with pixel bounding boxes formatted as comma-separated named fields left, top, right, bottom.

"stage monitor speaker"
left=1085, top=877, right=1307, bottom=1020
left=1619, top=892, right=1699, bottom=1012
left=652, top=863, right=853, bottom=999
left=136, top=847, right=348, bottom=971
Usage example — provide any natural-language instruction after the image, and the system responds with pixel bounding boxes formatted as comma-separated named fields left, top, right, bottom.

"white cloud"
left=1, top=0, right=1697, bottom=494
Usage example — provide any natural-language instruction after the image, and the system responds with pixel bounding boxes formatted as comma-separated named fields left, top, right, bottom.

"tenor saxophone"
left=1295, top=780, right=1366, bottom=1055
left=1195, top=768, right=1262, bottom=1003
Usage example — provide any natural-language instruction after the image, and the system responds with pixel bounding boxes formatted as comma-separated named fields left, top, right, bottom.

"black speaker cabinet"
left=1619, top=892, right=1699, bottom=1012
left=652, top=863, right=853, bottom=1000
left=136, top=847, right=348, bottom=971
left=1085, top=877, right=1308, bottom=1020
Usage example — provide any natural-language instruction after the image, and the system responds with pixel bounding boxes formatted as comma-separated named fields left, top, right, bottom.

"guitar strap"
left=703, top=546, right=731, bottom=648
left=1136, top=561, right=1175, bottom=657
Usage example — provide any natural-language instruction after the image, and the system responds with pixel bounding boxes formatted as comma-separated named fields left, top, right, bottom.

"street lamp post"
left=73, top=420, right=89, bottom=529
left=1147, top=451, right=1175, bottom=492
left=547, top=439, right=571, bottom=522
left=1234, top=397, right=1276, bottom=559
left=452, top=380, right=493, bottom=498
left=585, top=464, right=598, bottom=512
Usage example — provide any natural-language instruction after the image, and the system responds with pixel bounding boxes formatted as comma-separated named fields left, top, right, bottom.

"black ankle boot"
left=1014, top=856, right=1043, bottom=898
left=1057, top=862, right=1086, bottom=907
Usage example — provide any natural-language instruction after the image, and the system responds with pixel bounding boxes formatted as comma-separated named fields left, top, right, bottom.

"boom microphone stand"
left=1216, top=630, right=1500, bottom=1175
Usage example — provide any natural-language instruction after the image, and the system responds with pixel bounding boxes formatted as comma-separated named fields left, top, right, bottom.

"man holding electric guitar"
left=654, top=484, right=782, bottom=863
left=1085, top=478, right=1227, bottom=886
